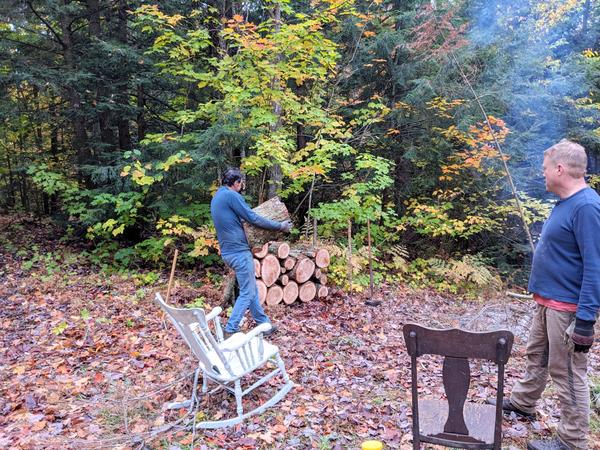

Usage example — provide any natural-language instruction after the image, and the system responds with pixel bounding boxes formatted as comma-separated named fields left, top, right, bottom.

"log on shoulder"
left=243, top=197, right=290, bottom=247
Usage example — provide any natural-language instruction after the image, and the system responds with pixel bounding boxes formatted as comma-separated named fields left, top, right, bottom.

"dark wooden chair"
left=402, top=324, right=514, bottom=450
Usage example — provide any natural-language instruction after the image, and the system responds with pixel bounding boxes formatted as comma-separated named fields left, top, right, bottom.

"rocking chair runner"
left=402, top=324, right=514, bottom=450
left=155, top=293, right=294, bottom=429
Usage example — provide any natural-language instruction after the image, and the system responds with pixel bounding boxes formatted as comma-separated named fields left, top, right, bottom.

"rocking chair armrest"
left=205, top=306, right=223, bottom=321
left=219, top=323, right=271, bottom=352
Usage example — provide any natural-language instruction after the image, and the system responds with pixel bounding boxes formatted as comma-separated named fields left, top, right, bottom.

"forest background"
left=1, top=0, right=600, bottom=295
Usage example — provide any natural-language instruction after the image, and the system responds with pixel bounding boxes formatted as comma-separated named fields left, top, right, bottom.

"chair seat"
left=419, top=399, right=496, bottom=445
left=207, top=335, right=280, bottom=380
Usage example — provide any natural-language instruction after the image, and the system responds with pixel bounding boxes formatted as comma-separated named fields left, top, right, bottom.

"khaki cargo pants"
left=510, top=305, right=590, bottom=449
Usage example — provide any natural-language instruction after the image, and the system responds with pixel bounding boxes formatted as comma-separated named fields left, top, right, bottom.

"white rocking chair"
left=154, top=293, right=294, bottom=429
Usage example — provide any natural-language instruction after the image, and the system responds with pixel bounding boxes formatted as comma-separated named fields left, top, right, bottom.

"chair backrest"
left=402, top=323, right=514, bottom=449
left=155, top=293, right=232, bottom=377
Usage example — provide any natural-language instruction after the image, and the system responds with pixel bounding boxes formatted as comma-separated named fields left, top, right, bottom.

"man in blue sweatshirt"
left=500, top=140, right=599, bottom=450
left=211, top=168, right=292, bottom=337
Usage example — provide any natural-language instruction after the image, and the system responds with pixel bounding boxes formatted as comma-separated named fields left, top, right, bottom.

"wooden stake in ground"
left=166, top=249, right=179, bottom=303
left=364, top=218, right=381, bottom=307
left=347, top=219, right=352, bottom=296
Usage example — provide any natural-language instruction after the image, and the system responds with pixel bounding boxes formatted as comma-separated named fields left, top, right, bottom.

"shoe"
left=527, top=436, right=572, bottom=450
left=486, top=398, right=536, bottom=419
left=222, top=330, right=238, bottom=340
left=262, top=324, right=278, bottom=337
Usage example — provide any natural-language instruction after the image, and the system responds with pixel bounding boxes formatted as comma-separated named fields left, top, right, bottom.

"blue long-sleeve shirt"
left=528, top=187, right=600, bottom=322
left=210, top=186, right=282, bottom=255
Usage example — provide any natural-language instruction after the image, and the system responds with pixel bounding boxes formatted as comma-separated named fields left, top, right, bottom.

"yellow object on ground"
left=361, top=440, right=383, bottom=450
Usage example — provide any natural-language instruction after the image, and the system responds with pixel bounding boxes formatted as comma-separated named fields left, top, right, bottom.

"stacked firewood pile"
left=252, top=241, right=330, bottom=306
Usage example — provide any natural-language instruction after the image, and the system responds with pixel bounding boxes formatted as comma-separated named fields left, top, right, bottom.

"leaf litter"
left=1, top=215, right=599, bottom=449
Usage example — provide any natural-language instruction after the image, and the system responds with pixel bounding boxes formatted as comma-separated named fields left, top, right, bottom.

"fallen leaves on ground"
left=1, top=215, right=599, bottom=449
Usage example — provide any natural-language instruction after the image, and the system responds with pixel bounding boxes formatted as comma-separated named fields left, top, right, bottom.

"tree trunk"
left=4, top=152, right=15, bottom=207
left=582, top=0, right=591, bottom=35
left=116, top=0, right=132, bottom=151
left=60, top=6, right=91, bottom=181
left=267, top=2, right=283, bottom=199
left=136, top=84, right=146, bottom=142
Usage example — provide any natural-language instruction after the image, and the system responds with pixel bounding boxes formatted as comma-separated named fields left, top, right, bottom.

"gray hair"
left=544, top=139, right=587, bottom=178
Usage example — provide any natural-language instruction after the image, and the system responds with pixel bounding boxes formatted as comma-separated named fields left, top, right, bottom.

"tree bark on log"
left=266, top=284, right=284, bottom=306
left=260, top=254, right=280, bottom=287
left=282, top=281, right=298, bottom=304
left=298, top=281, right=316, bottom=302
left=243, top=197, right=290, bottom=247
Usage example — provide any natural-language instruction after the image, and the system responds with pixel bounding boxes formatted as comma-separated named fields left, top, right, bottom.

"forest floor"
left=1, top=214, right=599, bottom=450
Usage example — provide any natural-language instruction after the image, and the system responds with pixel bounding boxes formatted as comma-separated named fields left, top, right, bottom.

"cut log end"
left=254, top=258, right=261, bottom=278
left=316, top=283, right=329, bottom=299
left=289, top=256, right=316, bottom=284
left=252, top=242, right=269, bottom=259
left=260, top=254, right=280, bottom=287
left=314, top=248, right=330, bottom=268
left=257, top=279, right=267, bottom=305
left=298, top=281, right=316, bottom=302
left=269, top=241, right=290, bottom=259
left=282, top=281, right=298, bottom=305
left=266, top=285, right=284, bottom=306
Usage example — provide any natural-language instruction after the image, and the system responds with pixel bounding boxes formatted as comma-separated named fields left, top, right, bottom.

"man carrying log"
left=211, top=168, right=292, bottom=337
left=498, top=140, right=600, bottom=450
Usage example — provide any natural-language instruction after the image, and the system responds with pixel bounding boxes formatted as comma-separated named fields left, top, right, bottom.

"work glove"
left=572, top=318, right=595, bottom=353
left=279, top=220, right=293, bottom=233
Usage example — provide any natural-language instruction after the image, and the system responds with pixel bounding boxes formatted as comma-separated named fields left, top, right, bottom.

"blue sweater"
left=210, top=187, right=282, bottom=255
left=528, top=187, right=600, bottom=322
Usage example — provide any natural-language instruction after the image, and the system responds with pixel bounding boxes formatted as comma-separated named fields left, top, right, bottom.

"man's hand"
left=572, top=318, right=595, bottom=353
left=279, top=220, right=293, bottom=233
